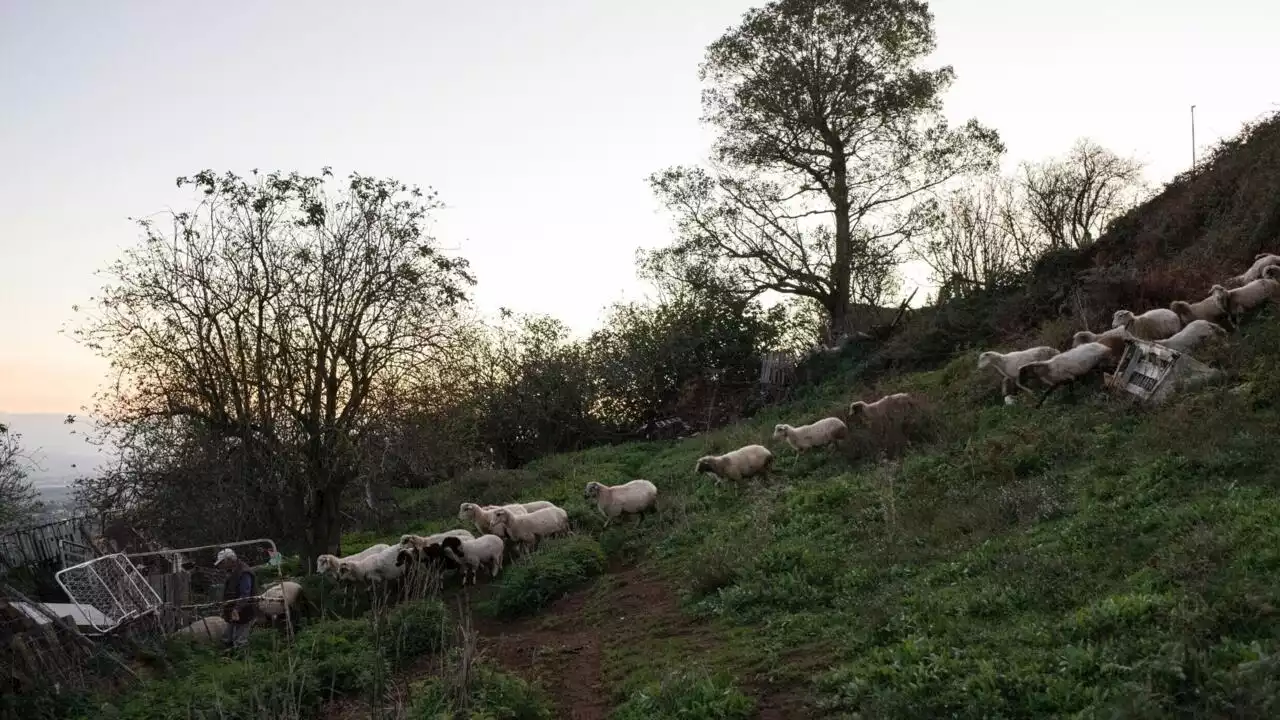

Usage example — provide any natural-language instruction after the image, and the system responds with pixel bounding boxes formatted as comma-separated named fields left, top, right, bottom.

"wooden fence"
left=0, top=516, right=97, bottom=571
left=759, top=351, right=798, bottom=387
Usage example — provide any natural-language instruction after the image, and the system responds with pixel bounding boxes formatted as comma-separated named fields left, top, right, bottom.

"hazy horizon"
left=3, top=0, right=1277, bottom=416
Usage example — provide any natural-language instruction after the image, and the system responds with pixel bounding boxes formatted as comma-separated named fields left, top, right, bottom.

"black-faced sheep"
left=439, top=534, right=505, bottom=585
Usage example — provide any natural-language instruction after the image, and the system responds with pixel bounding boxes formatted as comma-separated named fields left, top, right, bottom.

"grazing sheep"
left=175, top=616, right=228, bottom=644
left=694, top=444, right=774, bottom=483
left=1071, top=327, right=1135, bottom=368
left=772, top=417, right=849, bottom=452
left=439, top=534, right=505, bottom=585
left=256, top=581, right=304, bottom=624
left=1112, top=308, right=1183, bottom=341
left=1017, top=341, right=1114, bottom=407
left=583, top=479, right=659, bottom=527
left=848, top=392, right=920, bottom=425
left=458, top=502, right=529, bottom=534
left=976, top=347, right=1059, bottom=399
left=1213, top=266, right=1280, bottom=325
left=490, top=506, right=570, bottom=554
left=1170, top=292, right=1230, bottom=328
left=316, top=543, right=390, bottom=578
left=1154, top=319, right=1228, bottom=354
left=1228, top=253, right=1280, bottom=286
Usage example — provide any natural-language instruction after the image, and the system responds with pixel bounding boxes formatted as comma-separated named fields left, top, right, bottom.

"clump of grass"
left=612, top=669, right=755, bottom=720
left=408, top=657, right=553, bottom=720
left=481, top=536, right=606, bottom=619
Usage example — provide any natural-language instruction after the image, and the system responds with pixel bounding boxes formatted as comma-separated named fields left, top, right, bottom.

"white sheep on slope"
left=976, top=347, right=1059, bottom=400
left=458, top=503, right=533, bottom=534
left=1228, top=253, right=1280, bottom=286
left=583, top=479, right=659, bottom=527
left=440, top=534, right=505, bottom=585
left=1017, top=341, right=1113, bottom=407
left=1170, top=292, right=1230, bottom=328
left=694, top=444, right=774, bottom=483
left=1155, top=319, right=1228, bottom=354
left=316, top=543, right=390, bottom=578
left=336, top=545, right=405, bottom=586
left=490, top=505, right=569, bottom=554
left=772, top=417, right=848, bottom=452
left=1213, top=266, right=1280, bottom=326
left=1112, top=308, right=1183, bottom=341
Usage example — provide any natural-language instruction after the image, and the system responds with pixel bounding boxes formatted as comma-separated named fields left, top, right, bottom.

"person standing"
left=214, top=548, right=256, bottom=650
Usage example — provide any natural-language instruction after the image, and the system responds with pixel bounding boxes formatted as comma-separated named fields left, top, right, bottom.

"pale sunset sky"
left=1, top=0, right=1276, bottom=415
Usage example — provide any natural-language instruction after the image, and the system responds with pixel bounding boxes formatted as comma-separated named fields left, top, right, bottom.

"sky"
left=1, top=0, right=1276, bottom=416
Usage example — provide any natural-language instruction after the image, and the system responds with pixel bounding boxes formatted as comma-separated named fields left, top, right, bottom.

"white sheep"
left=583, top=479, right=659, bottom=527
left=175, top=615, right=228, bottom=644
left=316, top=542, right=390, bottom=578
left=336, top=545, right=405, bottom=586
left=694, top=444, right=774, bottom=483
left=1071, top=326, right=1134, bottom=368
left=1111, top=308, right=1183, bottom=341
left=458, top=502, right=528, bottom=534
left=1212, top=266, right=1280, bottom=325
left=1017, top=341, right=1114, bottom=407
left=1154, top=319, right=1228, bottom=354
left=848, top=392, right=920, bottom=425
left=771, top=417, right=848, bottom=452
left=976, top=347, right=1059, bottom=400
left=490, top=505, right=570, bottom=554
left=256, top=581, right=304, bottom=624
left=1170, top=292, right=1230, bottom=327
left=439, top=534, right=505, bottom=585
left=1228, top=253, right=1280, bottom=286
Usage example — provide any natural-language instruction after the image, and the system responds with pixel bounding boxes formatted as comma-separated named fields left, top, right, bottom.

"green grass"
left=408, top=657, right=555, bottom=719
left=611, top=669, right=755, bottom=720
left=480, top=535, right=606, bottom=619
left=376, top=313, right=1280, bottom=716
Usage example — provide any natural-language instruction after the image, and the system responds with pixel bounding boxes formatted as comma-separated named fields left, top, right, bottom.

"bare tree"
left=73, top=169, right=474, bottom=565
left=914, top=176, right=1040, bottom=298
left=0, top=423, right=42, bottom=531
left=647, top=0, right=1003, bottom=341
left=1018, top=138, right=1147, bottom=250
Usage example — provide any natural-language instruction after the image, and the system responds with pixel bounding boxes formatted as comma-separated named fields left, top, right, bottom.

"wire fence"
left=53, top=554, right=164, bottom=635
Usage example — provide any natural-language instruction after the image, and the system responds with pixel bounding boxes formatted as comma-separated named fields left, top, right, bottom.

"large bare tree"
left=647, top=0, right=1002, bottom=340
left=73, top=169, right=474, bottom=565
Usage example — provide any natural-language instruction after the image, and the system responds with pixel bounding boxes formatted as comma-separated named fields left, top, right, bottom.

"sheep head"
left=1263, top=265, right=1280, bottom=281
left=440, top=536, right=464, bottom=556
left=458, top=503, right=479, bottom=522
left=771, top=424, right=792, bottom=440
left=394, top=549, right=415, bottom=568
left=848, top=401, right=867, bottom=418
left=1169, top=301, right=1193, bottom=323
left=1111, top=310, right=1135, bottom=330
left=583, top=482, right=603, bottom=500
left=694, top=456, right=718, bottom=475
left=1071, top=331, right=1096, bottom=347
left=1211, top=285, right=1230, bottom=305
left=976, top=352, right=997, bottom=371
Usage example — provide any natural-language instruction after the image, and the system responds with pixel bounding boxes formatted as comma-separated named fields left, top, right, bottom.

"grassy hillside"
left=362, top=308, right=1280, bottom=717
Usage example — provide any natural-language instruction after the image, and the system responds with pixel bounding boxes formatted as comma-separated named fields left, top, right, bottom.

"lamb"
left=694, top=444, right=774, bottom=483
left=458, top=502, right=528, bottom=534
left=1228, top=253, right=1280, bottom=286
left=771, top=417, right=848, bottom=452
left=1017, top=341, right=1114, bottom=407
left=439, top=534, right=505, bottom=585
left=1154, top=319, right=1228, bottom=354
left=976, top=347, right=1059, bottom=399
left=1212, top=266, right=1280, bottom=325
left=490, top=505, right=570, bottom=554
left=1170, top=292, right=1230, bottom=328
left=256, top=581, right=304, bottom=624
left=316, top=542, right=390, bottom=578
left=583, top=479, right=659, bottom=527
left=1111, top=308, right=1183, bottom=341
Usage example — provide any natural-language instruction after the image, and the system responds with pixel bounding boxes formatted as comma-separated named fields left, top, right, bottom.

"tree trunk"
left=829, top=150, right=853, bottom=342
left=302, top=486, right=344, bottom=573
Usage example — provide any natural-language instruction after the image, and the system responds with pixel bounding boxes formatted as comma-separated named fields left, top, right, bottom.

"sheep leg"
left=1036, top=383, right=1061, bottom=408
left=1000, top=376, right=1013, bottom=397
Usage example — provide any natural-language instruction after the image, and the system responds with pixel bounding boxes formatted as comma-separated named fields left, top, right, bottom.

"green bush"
left=481, top=536, right=605, bottom=619
left=408, top=659, right=553, bottom=720
left=612, top=670, right=755, bottom=720
left=379, top=599, right=449, bottom=667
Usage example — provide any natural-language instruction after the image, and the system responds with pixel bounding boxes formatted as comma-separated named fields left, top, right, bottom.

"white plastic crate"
left=1108, top=338, right=1221, bottom=404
